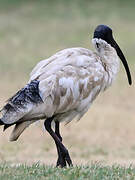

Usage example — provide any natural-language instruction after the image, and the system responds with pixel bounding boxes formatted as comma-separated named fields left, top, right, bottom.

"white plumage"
left=1, top=39, right=119, bottom=140
left=30, top=41, right=119, bottom=120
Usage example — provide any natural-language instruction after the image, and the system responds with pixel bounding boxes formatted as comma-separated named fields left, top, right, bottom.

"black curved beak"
left=110, top=38, right=132, bottom=85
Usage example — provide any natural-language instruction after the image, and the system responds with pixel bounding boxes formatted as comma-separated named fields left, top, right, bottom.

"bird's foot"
left=56, top=156, right=66, bottom=168
left=56, top=150, right=73, bottom=168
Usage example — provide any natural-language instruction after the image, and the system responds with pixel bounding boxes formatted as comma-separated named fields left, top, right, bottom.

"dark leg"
left=55, top=121, right=62, bottom=142
left=44, top=117, right=73, bottom=167
left=55, top=121, right=66, bottom=167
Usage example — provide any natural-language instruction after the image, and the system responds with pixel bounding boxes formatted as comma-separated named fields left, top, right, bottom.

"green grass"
left=0, top=163, right=135, bottom=180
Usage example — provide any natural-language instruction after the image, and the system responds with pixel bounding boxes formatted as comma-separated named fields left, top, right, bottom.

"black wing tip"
left=0, top=119, right=12, bottom=131
left=0, top=119, right=4, bottom=126
left=3, top=124, right=11, bottom=131
left=8, top=80, right=42, bottom=106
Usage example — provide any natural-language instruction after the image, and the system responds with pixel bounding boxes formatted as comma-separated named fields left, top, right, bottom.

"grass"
left=0, top=163, right=135, bottom=180
left=0, top=0, right=135, bottom=178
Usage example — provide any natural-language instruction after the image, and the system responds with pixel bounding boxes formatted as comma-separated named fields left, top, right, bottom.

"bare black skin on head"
left=93, top=24, right=132, bottom=85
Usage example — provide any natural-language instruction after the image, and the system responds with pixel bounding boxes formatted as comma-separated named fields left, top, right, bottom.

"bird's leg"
left=44, top=117, right=73, bottom=168
left=55, top=121, right=66, bottom=167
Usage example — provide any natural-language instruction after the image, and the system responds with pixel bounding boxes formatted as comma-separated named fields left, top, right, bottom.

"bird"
left=0, top=24, right=132, bottom=167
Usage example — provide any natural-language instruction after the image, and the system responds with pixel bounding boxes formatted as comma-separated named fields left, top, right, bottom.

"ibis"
left=0, top=25, right=132, bottom=167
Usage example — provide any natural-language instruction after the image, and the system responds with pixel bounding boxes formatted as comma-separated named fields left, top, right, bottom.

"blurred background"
left=0, top=0, right=134, bottom=166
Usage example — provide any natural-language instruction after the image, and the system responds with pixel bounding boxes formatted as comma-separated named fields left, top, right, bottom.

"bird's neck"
left=99, top=47, right=120, bottom=88
left=92, top=39, right=120, bottom=80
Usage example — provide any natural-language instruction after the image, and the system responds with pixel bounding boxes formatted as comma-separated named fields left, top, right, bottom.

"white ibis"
left=0, top=25, right=132, bottom=167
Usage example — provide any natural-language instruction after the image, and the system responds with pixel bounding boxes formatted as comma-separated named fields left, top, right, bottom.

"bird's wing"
left=0, top=48, right=104, bottom=125
left=0, top=48, right=105, bottom=141
left=30, top=48, right=105, bottom=119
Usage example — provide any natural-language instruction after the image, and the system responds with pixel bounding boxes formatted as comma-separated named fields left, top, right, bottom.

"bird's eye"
left=96, top=42, right=99, bottom=48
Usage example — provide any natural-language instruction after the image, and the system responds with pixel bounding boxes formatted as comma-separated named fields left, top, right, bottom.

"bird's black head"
left=93, top=25, right=113, bottom=45
left=93, top=24, right=132, bottom=85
